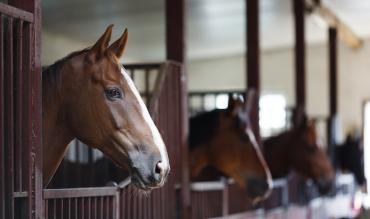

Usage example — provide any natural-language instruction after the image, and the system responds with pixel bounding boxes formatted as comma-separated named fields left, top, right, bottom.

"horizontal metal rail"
left=44, top=187, right=119, bottom=199
left=0, top=3, right=33, bottom=22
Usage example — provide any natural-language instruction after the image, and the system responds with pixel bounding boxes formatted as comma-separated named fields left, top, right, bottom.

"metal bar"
left=44, top=200, right=48, bottom=219
left=293, top=0, right=306, bottom=109
left=0, top=3, right=33, bottom=22
left=246, top=0, right=261, bottom=142
left=75, top=198, right=78, bottom=219
left=4, top=17, right=14, bottom=219
left=222, top=179, right=229, bottom=216
left=12, top=191, right=28, bottom=197
left=81, top=198, right=84, bottom=219
left=68, top=198, right=71, bottom=219
left=53, top=199, right=56, bottom=219
left=88, top=197, right=91, bottom=219
left=14, top=19, right=23, bottom=192
left=43, top=187, right=118, bottom=199
left=21, top=21, right=31, bottom=198
left=30, top=0, right=43, bottom=216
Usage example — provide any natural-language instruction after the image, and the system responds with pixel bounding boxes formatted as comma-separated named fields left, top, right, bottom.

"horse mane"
left=42, top=48, right=90, bottom=102
left=189, top=109, right=224, bottom=150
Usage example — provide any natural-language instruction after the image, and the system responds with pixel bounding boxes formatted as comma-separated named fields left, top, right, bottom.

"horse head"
left=43, top=25, right=170, bottom=190
left=190, top=90, right=272, bottom=202
left=289, top=118, right=336, bottom=195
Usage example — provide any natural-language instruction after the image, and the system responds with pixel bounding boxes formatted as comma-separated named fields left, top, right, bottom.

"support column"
left=293, top=0, right=306, bottom=110
left=327, top=27, right=338, bottom=160
left=165, top=0, right=190, bottom=218
left=246, top=0, right=260, bottom=141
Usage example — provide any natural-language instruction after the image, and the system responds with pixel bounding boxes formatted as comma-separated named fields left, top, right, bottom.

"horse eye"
left=105, top=88, right=123, bottom=100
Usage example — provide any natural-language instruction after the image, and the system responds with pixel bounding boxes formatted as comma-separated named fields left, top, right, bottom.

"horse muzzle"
left=129, top=149, right=170, bottom=190
left=246, top=177, right=272, bottom=202
left=316, top=177, right=336, bottom=196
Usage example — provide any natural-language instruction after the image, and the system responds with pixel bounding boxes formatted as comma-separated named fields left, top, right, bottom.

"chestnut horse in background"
left=189, top=91, right=272, bottom=202
left=335, top=133, right=365, bottom=186
left=42, top=25, right=170, bottom=190
left=263, top=109, right=335, bottom=195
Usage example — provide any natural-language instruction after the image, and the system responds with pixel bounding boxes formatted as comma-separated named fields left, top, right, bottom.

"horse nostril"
left=153, top=161, right=164, bottom=183
left=155, top=161, right=163, bottom=175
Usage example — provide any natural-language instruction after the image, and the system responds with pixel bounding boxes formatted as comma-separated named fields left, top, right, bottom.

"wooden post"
left=327, top=27, right=338, bottom=160
left=293, top=0, right=306, bottom=111
left=329, top=27, right=338, bottom=116
left=246, top=0, right=261, bottom=142
left=165, top=0, right=190, bottom=218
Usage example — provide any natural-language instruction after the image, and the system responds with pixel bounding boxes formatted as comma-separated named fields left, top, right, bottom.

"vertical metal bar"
left=75, top=198, right=78, bottom=219
left=94, top=197, right=97, bottom=219
left=87, top=197, right=91, bottom=219
left=14, top=19, right=23, bottom=192
left=45, top=200, right=48, bottom=219
left=100, top=197, right=103, bottom=219
left=222, top=179, right=229, bottom=216
left=4, top=17, right=14, bottom=219
left=81, top=198, right=85, bottom=219
left=53, top=199, right=56, bottom=219
left=68, top=198, right=71, bottom=219
left=60, top=199, right=64, bottom=219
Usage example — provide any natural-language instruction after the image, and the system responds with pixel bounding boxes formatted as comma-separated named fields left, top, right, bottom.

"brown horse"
left=189, top=92, right=272, bottom=202
left=263, top=112, right=335, bottom=195
left=42, top=25, right=170, bottom=190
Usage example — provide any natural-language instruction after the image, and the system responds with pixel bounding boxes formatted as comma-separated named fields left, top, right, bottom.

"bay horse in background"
left=335, top=133, right=365, bottom=186
left=189, top=91, right=273, bottom=202
left=263, top=108, right=335, bottom=195
left=42, top=25, right=170, bottom=190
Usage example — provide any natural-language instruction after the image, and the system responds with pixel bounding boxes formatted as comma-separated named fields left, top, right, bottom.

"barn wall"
left=187, top=39, right=370, bottom=138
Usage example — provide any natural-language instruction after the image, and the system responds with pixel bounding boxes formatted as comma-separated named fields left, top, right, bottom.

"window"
left=259, top=94, right=287, bottom=137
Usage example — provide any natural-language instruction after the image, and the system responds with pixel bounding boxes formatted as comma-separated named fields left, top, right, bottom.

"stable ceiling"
left=42, top=0, right=370, bottom=63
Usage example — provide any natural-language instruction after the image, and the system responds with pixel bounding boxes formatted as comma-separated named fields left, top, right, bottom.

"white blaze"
left=120, top=67, right=169, bottom=168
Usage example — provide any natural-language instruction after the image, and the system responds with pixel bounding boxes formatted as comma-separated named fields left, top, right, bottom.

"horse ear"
left=90, top=25, right=113, bottom=58
left=108, top=28, right=128, bottom=59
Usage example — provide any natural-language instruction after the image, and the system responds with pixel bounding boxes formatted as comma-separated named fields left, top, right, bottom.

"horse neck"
left=42, top=65, right=74, bottom=186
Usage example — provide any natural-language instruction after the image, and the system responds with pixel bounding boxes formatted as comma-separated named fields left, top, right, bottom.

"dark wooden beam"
left=329, top=27, right=338, bottom=116
left=165, top=0, right=185, bottom=63
left=327, top=27, right=338, bottom=160
left=246, top=0, right=260, bottom=141
left=293, top=0, right=306, bottom=110
left=165, top=1, right=190, bottom=218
